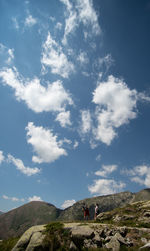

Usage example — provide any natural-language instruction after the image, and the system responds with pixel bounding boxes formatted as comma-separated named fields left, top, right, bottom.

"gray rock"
left=26, top=231, right=45, bottom=251
left=139, top=242, right=150, bottom=250
left=69, top=241, right=78, bottom=250
left=105, top=236, right=120, bottom=251
left=71, top=225, right=94, bottom=239
left=12, top=225, right=45, bottom=251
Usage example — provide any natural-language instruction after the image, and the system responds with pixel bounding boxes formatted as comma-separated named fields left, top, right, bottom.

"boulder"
left=12, top=225, right=45, bottom=251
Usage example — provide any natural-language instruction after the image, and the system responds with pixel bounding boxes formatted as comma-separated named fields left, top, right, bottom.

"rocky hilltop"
left=0, top=188, right=150, bottom=241
left=11, top=199, right=150, bottom=251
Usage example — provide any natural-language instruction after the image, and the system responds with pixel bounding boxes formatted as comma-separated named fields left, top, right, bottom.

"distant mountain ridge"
left=0, top=188, right=150, bottom=240
left=0, top=211, right=3, bottom=215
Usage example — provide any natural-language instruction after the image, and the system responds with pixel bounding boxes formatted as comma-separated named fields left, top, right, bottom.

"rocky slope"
left=1, top=188, right=150, bottom=240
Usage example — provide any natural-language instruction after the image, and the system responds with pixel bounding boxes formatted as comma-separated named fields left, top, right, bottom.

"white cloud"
left=12, top=17, right=19, bottom=30
left=88, top=179, right=126, bottom=196
left=0, top=67, right=73, bottom=113
left=41, top=32, right=75, bottom=78
left=80, top=110, right=92, bottom=134
left=73, top=140, right=79, bottom=149
left=26, top=122, right=67, bottom=164
left=94, top=54, right=114, bottom=73
left=95, top=165, right=117, bottom=177
left=129, top=165, right=150, bottom=187
left=0, top=151, right=4, bottom=164
left=0, top=44, right=14, bottom=65
left=96, top=154, right=101, bottom=162
left=77, top=51, right=89, bottom=65
left=55, top=110, right=71, bottom=127
left=7, top=154, right=41, bottom=176
left=92, top=75, right=138, bottom=145
left=60, top=0, right=100, bottom=44
left=76, top=0, right=101, bottom=36
left=56, top=22, right=62, bottom=30
left=28, top=196, right=42, bottom=202
left=61, top=199, right=76, bottom=209
left=25, top=15, right=37, bottom=27
left=2, top=195, right=25, bottom=202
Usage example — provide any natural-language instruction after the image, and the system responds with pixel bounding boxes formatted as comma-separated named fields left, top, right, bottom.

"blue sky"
left=0, top=0, right=150, bottom=212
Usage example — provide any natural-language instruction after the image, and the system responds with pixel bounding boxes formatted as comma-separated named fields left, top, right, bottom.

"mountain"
left=0, top=201, right=62, bottom=240
left=0, top=188, right=150, bottom=240
left=58, top=191, right=134, bottom=221
left=0, top=211, right=3, bottom=215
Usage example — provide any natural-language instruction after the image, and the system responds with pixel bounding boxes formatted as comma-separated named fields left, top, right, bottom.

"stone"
left=139, top=242, right=150, bottom=250
left=114, top=232, right=126, bottom=245
left=12, top=225, right=45, bottom=251
left=69, top=241, right=78, bottom=250
left=26, top=231, right=45, bottom=251
left=105, top=236, right=120, bottom=251
left=71, top=225, right=94, bottom=239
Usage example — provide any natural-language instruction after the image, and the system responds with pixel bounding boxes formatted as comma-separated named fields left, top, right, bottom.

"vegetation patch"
left=42, top=222, right=71, bottom=250
left=0, top=237, right=19, bottom=251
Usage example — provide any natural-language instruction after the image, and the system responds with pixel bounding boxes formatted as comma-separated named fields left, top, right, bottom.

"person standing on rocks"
left=94, top=203, right=100, bottom=220
left=82, top=204, right=90, bottom=220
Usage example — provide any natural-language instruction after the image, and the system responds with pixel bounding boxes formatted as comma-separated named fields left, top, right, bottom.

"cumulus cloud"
left=80, top=110, right=92, bottom=134
left=95, top=165, right=117, bottom=177
left=129, top=165, right=150, bottom=187
left=61, top=199, right=76, bottom=209
left=2, top=195, right=25, bottom=202
left=88, top=179, right=126, bottom=196
left=0, top=150, right=4, bottom=164
left=28, top=196, right=42, bottom=202
left=55, top=110, right=71, bottom=127
left=26, top=122, right=67, bottom=164
left=25, top=15, right=37, bottom=27
left=0, top=67, right=73, bottom=113
left=41, top=32, right=74, bottom=78
left=92, top=75, right=138, bottom=145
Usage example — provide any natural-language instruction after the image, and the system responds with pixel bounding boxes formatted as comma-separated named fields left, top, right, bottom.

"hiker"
left=94, top=203, right=100, bottom=220
left=82, top=204, right=90, bottom=220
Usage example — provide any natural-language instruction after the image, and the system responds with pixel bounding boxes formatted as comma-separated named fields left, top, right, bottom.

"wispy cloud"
left=7, top=154, right=41, bottom=176
left=0, top=44, right=14, bottom=66
left=41, top=32, right=75, bottom=78
left=0, top=67, right=73, bottom=113
left=0, top=150, right=4, bottom=164
left=25, top=14, right=37, bottom=27
left=60, top=0, right=101, bottom=44
left=95, top=165, right=117, bottom=177
left=26, top=122, right=67, bottom=164
left=80, top=110, right=92, bottom=134
left=2, top=195, right=25, bottom=202
left=61, top=199, right=76, bottom=209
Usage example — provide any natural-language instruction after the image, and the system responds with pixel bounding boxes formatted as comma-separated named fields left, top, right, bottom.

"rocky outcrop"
left=12, top=222, right=150, bottom=251
left=12, top=225, right=46, bottom=251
